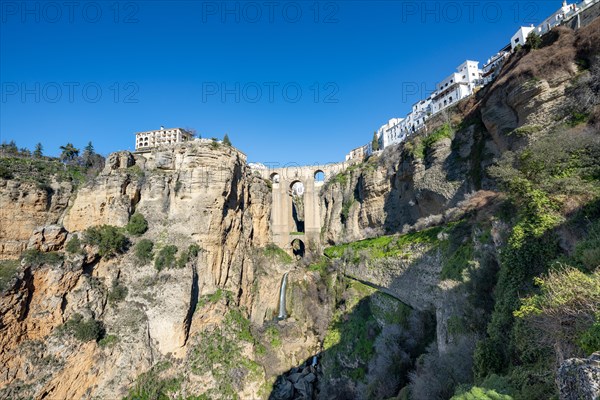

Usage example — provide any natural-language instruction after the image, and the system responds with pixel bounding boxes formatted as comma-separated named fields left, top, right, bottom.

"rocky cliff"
left=0, top=141, right=281, bottom=399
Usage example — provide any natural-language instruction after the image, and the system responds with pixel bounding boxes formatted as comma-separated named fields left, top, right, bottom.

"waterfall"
left=277, top=272, right=289, bottom=320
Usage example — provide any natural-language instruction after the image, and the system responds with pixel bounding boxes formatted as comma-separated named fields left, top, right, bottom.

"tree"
left=0, top=140, right=18, bottom=156
left=59, top=143, right=79, bottom=163
left=526, top=31, right=542, bottom=50
left=223, top=134, right=232, bottom=146
left=371, top=131, right=379, bottom=152
left=126, top=213, right=148, bottom=236
left=82, top=141, right=95, bottom=167
left=33, top=143, right=43, bottom=158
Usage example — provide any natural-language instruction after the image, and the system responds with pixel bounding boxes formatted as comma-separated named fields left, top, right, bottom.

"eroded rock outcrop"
left=0, top=179, right=73, bottom=259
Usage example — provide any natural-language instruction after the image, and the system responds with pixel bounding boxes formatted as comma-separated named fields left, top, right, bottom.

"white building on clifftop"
left=135, top=126, right=193, bottom=150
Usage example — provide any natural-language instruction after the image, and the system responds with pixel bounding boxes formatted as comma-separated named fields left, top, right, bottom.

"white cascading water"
left=277, top=272, right=289, bottom=320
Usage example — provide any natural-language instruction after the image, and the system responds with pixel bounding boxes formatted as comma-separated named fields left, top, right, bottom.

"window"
left=515, top=38, right=520, bottom=43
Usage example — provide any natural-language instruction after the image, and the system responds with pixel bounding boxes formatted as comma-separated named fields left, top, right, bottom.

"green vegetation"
left=189, top=308, right=262, bottom=399
left=525, top=31, right=542, bottom=50
left=514, top=267, right=600, bottom=358
left=135, top=239, right=154, bottom=265
left=0, top=156, right=88, bottom=187
left=126, top=213, right=148, bottom=236
left=98, top=334, right=118, bottom=348
left=65, top=235, right=82, bottom=254
left=0, top=259, right=19, bottom=292
left=223, top=134, right=232, bottom=146
left=371, top=131, right=379, bottom=152
left=509, top=125, right=542, bottom=137
left=21, top=249, right=63, bottom=266
left=154, top=245, right=178, bottom=271
left=177, top=244, right=202, bottom=268
left=452, top=386, right=513, bottom=400
left=407, top=123, right=454, bottom=159
left=323, top=281, right=379, bottom=381
left=440, top=221, right=475, bottom=281
left=197, top=289, right=233, bottom=308
left=108, top=282, right=129, bottom=304
left=210, top=139, right=220, bottom=150
left=60, top=313, right=104, bottom=342
left=124, top=362, right=183, bottom=400
left=59, top=143, right=79, bottom=163
left=265, top=325, right=282, bottom=348
left=307, top=257, right=331, bottom=278
left=126, top=165, right=145, bottom=178
left=341, top=199, right=354, bottom=224
left=324, top=224, right=444, bottom=260
left=471, top=126, right=600, bottom=398
left=84, top=225, right=128, bottom=258
left=262, top=243, right=293, bottom=264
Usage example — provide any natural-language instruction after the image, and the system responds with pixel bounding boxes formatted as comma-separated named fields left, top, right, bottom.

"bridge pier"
left=256, top=162, right=350, bottom=256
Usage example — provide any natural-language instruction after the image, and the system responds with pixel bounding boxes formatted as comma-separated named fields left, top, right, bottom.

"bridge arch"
left=314, top=170, right=325, bottom=182
left=255, top=162, right=351, bottom=255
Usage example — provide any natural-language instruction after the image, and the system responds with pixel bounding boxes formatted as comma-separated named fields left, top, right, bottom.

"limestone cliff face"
left=0, top=179, right=73, bottom=260
left=0, top=142, right=274, bottom=399
left=320, top=124, right=478, bottom=245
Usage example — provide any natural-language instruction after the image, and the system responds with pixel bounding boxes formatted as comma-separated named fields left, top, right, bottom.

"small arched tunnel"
left=291, top=239, right=305, bottom=259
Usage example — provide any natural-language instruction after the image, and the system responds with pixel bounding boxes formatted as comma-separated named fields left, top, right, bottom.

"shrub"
left=578, top=316, right=600, bottom=356
left=108, top=283, right=128, bottom=304
left=525, top=31, right=542, bottom=50
left=263, top=243, right=292, bottom=264
left=176, top=243, right=202, bottom=268
left=155, top=245, right=178, bottom=271
left=135, top=239, right=154, bottom=265
left=84, top=225, right=128, bottom=258
left=451, top=386, right=513, bottom=399
left=0, top=259, right=19, bottom=292
left=126, top=213, right=148, bottom=236
left=514, top=267, right=600, bottom=360
left=21, top=249, right=63, bottom=266
left=62, top=313, right=104, bottom=342
left=65, top=235, right=82, bottom=254
left=99, top=334, right=118, bottom=348
left=0, top=165, right=13, bottom=179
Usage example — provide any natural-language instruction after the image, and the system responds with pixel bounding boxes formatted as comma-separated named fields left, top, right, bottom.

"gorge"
left=1, top=16, right=600, bottom=400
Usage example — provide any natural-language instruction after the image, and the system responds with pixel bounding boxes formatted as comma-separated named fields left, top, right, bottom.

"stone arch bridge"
left=254, top=162, right=351, bottom=255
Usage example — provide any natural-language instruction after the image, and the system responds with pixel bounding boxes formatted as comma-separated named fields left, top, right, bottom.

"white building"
left=537, top=1, right=579, bottom=34
left=135, top=126, right=193, bottom=150
left=510, top=26, right=536, bottom=50
left=482, top=45, right=511, bottom=85
left=431, top=60, right=482, bottom=114
left=377, top=118, right=404, bottom=150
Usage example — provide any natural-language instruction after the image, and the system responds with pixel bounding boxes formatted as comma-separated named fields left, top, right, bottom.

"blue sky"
left=1, top=1, right=565, bottom=165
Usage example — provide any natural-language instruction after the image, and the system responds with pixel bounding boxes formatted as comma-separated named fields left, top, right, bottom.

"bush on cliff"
left=84, top=225, right=129, bottom=258
left=135, top=239, right=154, bottom=265
left=61, top=313, right=104, bottom=342
left=155, top=245, right=178, bottom=271
left=65, top=234, right=82, bottom=254
left=126, top=213, right=148, bottom=236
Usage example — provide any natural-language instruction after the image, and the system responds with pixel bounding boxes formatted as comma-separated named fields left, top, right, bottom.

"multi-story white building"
left=135, top=126, right=193, bottom=150
left=537, top=0, right=579, bottom=34
left=431, top=60, right=482, bottom=114
left=482, top=45, right=511, bottom=84
left=376, top=118, right=404, bottom=150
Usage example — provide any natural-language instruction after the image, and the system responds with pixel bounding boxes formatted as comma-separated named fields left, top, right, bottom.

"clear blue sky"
left=1, top=1, right=564, bottom=165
